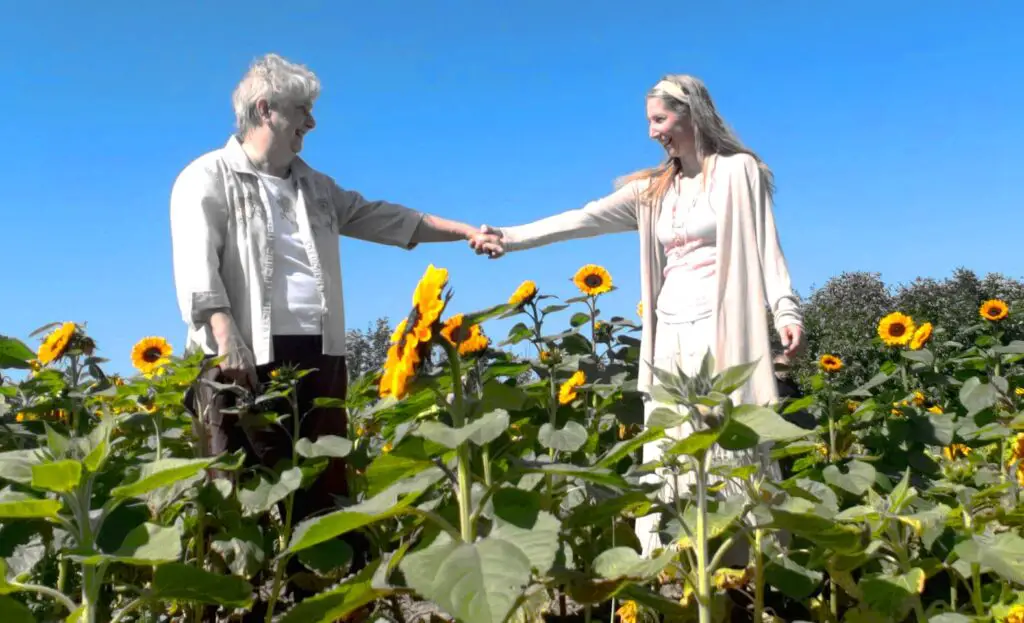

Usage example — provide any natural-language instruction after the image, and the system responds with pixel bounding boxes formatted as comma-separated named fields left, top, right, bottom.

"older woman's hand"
left=468, top=224, right=505, bottom=259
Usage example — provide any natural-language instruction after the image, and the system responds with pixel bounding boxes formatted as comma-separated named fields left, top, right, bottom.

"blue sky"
left=2, top=1, right=1021, bottom=374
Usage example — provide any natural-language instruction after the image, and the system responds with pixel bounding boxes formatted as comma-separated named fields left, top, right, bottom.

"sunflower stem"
left=445, top=342, right=474, bottom=542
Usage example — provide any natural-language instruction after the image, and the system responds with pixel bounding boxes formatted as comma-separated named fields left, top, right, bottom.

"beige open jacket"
left=495, top=153, right=802, bottom=407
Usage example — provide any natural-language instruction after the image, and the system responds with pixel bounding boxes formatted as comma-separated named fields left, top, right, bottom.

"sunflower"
left=943, top=444, right=971, bottom=461
left=1005, top=604, right=1024, bottom=623
left=37, top=322, right=77, bottom=365
left=980, top=299, right=1009, bottom=322
left=1017, top=387, right=1024, bottom=397
left=411, top=264, right=450, bottom=340
left=713, top=567, right=753, bottom=591
left=539, top=349, right=560, bottom=365
left=440, top=314, right=489, bottom=356
left=131, top=337, right=173, bottom=376
left=558, top=370, right=586, bottom=405
left=877, top=312, right=916, bottom=347
left=818, top=354, right=843, bottom=372
left=927, top=405, right=943, bottom=414
left=508, top=280, right=538, bottom=307
left=379, top=334, right=423, bottom=400
left=1011, top=433, right=1024, bottom=462
left=637, top=301, right=643, bottom=317
left=912, top=391, right=926, bottom=406
left=909, top=322, right=933, bottom=350
left=573, top=264, right=613, bottom=296
left=380, top=265, right=450, bottom=400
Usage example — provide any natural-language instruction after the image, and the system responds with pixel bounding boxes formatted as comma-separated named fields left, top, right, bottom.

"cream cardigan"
left=496, top=153, right=802, bottom=407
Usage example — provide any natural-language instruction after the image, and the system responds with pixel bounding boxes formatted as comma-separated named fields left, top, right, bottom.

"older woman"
left=471, top=75, right=805, bottom=556
left=170, top=53, right=498, bottom=546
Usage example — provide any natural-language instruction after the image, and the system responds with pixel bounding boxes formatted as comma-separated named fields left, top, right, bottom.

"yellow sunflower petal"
left=508, top=280, right=538, bottom=307
left=130, top=337, right=173, bottom=375
left=878, top=312, right=916, bottom=347
left=37, top=322, right=77, bottom=365
left=980, top=298, right=1009, bottom=322
left=573, top=264, right=613, bottom=296
left=819, top=354, right=843, bottom=372
left=909, top=322, right=933, bottom=350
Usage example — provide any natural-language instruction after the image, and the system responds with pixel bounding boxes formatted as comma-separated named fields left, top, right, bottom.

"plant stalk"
left=14, top=582, right=78, bottom=614
left=753, top=527, right=765, bottom=622
left=971, top=563, right=984, bottom=614
left=447, top=346, right=475, bottom=542
left=695, top=456, right=711, bottom=623
left=265, top=385, right=302, bottom=622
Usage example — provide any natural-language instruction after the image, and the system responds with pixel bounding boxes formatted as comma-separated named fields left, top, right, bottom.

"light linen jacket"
left=170, top=136, right=424, bottom=365
left=496, top=153, right=802, bottom=407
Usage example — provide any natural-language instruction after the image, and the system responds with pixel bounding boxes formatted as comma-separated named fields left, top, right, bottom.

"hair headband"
left=653, top=80, right=689, bottom=104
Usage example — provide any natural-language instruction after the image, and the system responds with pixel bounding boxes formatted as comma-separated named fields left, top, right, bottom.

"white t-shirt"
left=259, top=172, right=323, bottom=335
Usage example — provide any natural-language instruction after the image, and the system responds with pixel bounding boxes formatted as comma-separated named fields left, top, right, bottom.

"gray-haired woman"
left=471, top=74, right=806, bottom=556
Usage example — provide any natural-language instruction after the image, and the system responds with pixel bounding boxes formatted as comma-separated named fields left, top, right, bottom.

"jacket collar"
left=222, top=135, right=314, bottom=179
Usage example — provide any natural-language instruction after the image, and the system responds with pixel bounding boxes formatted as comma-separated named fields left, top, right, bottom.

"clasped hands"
left=467, top=224, right=505, bottom=259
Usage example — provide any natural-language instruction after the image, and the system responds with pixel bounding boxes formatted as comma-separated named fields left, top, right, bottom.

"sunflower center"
left=890, top=324, right=907, bottom=337
left=142, top=347, right=163, bottom=363
left=584, top=275, right=603, bottom=288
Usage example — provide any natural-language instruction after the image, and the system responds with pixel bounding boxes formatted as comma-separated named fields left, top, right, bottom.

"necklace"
left=669, top=175, right=704, bottom=246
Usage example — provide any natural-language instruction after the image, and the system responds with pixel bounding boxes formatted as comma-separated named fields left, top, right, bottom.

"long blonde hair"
left=617, top=74, right=775, bottom=208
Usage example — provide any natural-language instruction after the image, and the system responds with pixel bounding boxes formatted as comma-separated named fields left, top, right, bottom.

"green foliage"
left=3, top=267, right=1024, bottom=622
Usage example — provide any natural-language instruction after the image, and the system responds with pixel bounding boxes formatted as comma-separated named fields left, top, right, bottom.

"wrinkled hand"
left=468, top=224, right=505, bottom=259
left=213, top=322, right=259, bottom=390
left=779, top=324, right=805, bottom=358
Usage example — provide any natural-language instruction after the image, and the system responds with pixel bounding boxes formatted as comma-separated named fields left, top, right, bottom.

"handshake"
left=467, top=224, right=505, bottom=259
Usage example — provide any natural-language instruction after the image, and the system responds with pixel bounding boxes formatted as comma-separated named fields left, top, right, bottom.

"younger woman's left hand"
left=779, top=324, right=805, bottom=358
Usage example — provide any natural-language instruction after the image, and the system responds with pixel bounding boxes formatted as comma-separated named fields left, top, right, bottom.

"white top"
left=655, top=176, right=717, bottom=323
left=169, top=136, right=426, bottom=365
left=258, top=172, right=323, bottom=335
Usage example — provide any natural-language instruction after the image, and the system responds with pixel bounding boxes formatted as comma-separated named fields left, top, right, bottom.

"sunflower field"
left=2, top=264, right=1024, bottom=623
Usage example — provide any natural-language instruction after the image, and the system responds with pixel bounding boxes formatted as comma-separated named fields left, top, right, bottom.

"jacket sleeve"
left=729, top=155, right=803, bottom=331
left=495, top=180, right=642, bottom=252
left=169, top=163, right=232, bottom=326
left=330, top=180, right=425, bottom=249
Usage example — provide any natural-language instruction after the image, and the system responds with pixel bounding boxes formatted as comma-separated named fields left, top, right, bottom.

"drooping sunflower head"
left=712, top=567, right=753, bottom=591
left=558, top=370, right=586, bottom=405
left=539, top=349, right=561, bottom=365
left=411, top=264, right=450, bottom=333
left=942, top=444, right=971, bottom=461
left=37, top=322, right=78, bottom=365
left=909, top=322, right=933, bottom=350
left=508, top=280, right=538, bottom=307
left=573, top=264, right=613, bottom=297
left=877, top=312, right=916, bottom=347
left=131, top=337, right=173, bottom=376
left=980, top=299, right=1009, bottom=322
left=440, top=314, right=489, bottom=357
left=818, top=354, right=843, bottom=373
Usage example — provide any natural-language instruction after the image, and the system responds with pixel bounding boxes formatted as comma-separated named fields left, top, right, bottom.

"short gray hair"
left=232, top=53, right=321, bottom=136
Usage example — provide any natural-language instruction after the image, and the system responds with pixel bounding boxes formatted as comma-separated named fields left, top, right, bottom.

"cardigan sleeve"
left=495, top=180, right=641, bottom=252
left=727, top=155, right=803, bottom=331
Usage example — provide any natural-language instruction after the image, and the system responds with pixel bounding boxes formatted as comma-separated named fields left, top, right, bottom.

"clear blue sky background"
left=2, top=1, right=1021, bottom=374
